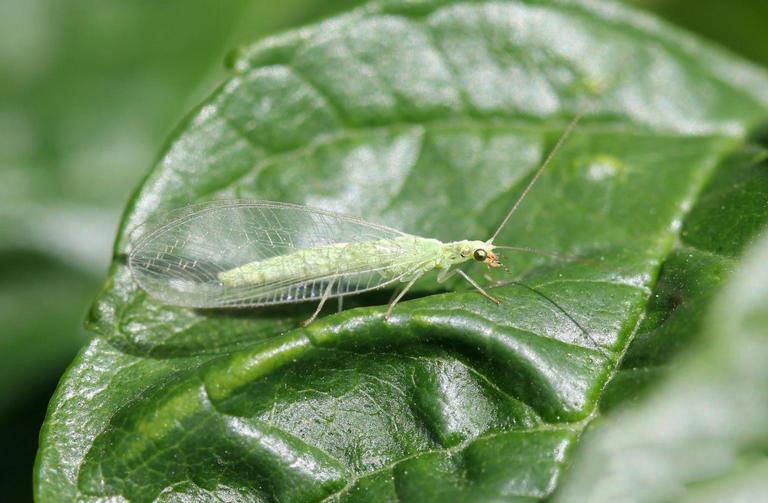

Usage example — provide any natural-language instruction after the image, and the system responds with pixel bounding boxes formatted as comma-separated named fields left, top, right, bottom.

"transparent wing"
left=128, top=200, right=435, bottom=308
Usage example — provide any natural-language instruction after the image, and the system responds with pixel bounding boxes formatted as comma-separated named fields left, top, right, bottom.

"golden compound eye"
left=473, top=249, right=487, bottom=262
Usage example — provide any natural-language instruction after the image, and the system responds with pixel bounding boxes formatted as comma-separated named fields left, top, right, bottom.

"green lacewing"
left=129, top=115, right=582, bottom=326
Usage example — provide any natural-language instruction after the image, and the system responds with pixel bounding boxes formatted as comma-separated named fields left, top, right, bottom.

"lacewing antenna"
left=507, top=280, right=611, bottom=360
left=491, top=245, right=586, bottom=262
left=486, top=112, right=585, bottom=244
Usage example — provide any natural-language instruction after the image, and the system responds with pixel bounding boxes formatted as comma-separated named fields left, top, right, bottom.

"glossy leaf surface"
left=35, top=1, right=768, bottom=501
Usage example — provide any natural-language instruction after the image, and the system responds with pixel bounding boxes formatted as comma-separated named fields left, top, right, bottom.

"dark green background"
left=1, top=0, right=766, bottom=501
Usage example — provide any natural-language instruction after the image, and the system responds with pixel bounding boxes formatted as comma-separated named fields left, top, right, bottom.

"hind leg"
left=303, top=280, right=335, bottom=327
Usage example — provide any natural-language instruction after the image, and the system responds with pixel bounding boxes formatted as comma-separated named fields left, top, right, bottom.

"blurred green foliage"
left=1, top=0, right=765, bottom=501
left=632, top=0, right=768, bottom=69
left=1, top=1, right=363, bottom=501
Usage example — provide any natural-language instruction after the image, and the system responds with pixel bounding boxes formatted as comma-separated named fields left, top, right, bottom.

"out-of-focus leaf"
left=630, top=0, right=768, bottom=70
left=0, top=252, right=94, bottom=411
left=35, top=0, right=768, bottom=502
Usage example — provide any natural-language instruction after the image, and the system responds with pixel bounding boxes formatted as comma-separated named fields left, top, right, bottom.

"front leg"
left=456, top=270, right=501, bottom=305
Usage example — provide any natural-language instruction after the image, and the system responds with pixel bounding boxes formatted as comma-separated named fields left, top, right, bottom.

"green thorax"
left=439, top=240, right=489, bottom=267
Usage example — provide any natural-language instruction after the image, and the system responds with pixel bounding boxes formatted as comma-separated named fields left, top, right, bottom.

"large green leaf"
left=35, top=0, right=768, bottom=501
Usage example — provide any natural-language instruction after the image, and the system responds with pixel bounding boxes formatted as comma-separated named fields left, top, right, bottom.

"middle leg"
left=384, top=274, right=422, bottom=320
left=456, top=270, right=500, bottom=304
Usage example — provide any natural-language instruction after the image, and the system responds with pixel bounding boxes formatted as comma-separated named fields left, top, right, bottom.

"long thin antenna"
left=492, top=245, right=586, bottom=262
left=487, top=112, right=585, bottom=244
left=508, top=280, right=612, bottom=360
